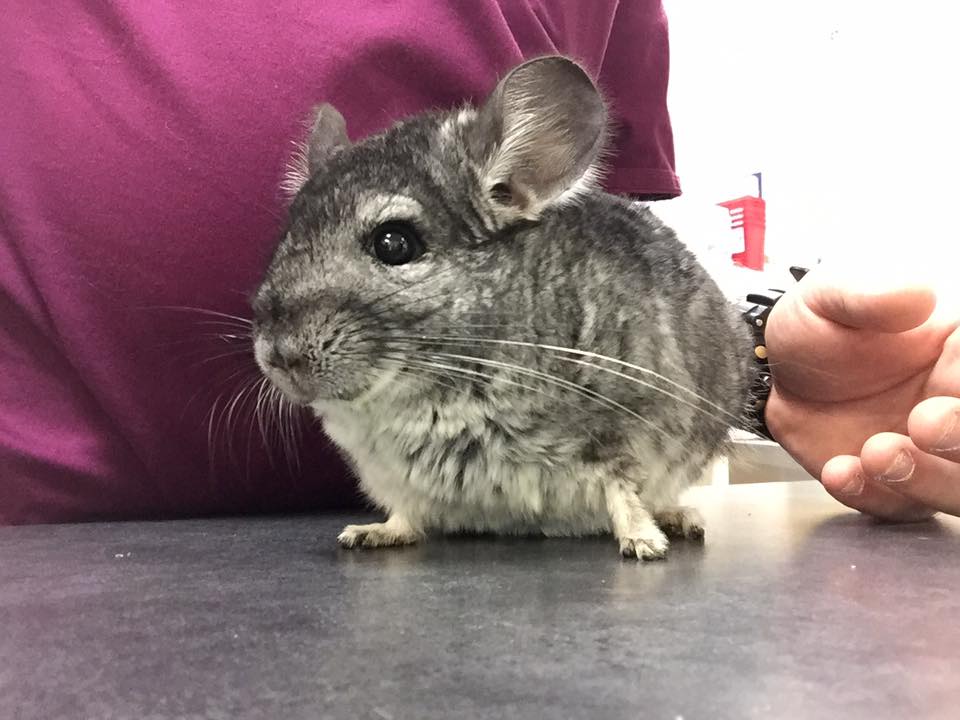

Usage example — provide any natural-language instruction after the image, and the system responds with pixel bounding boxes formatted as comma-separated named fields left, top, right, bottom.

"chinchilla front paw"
left=337, top=515, right=422, bottom=549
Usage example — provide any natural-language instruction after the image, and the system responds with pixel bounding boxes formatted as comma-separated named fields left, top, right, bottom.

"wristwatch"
left=739, top=265, right=809, bottom=440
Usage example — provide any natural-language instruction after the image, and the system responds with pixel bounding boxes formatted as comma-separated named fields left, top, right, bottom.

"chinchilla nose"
left=265, top=339, right=304, bottom=371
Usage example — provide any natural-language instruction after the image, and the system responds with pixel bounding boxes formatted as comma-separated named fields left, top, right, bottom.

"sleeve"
left=597, top=0, right=681, bottom=200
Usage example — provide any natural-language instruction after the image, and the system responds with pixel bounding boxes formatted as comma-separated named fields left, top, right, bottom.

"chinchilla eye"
left=370, top=222, right=424, bottom=265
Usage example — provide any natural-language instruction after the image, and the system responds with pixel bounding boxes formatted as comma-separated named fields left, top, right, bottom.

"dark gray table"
left=2, top=481, right=958, bottom=720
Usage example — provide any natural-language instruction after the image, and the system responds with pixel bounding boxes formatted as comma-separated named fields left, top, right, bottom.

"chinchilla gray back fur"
left=252, top=56, right=756, bottom=559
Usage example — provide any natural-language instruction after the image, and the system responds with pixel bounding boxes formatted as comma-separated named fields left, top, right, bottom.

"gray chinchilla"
left=252, top=56, right=755, bottom=559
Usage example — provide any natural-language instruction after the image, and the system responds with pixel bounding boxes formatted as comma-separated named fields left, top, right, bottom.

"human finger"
left=820, top=453, right=934, bottom=521
left=860, top=432, right=960, bottom=517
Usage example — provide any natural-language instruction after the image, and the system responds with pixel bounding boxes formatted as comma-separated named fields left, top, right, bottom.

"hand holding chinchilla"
left=252, top=56, right=755, bottom=559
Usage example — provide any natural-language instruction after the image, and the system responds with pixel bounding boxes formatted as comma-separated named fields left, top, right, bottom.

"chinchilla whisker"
left=290, top=396, right=306, bottom=461
left=259, top=382, right=274, bottom=452
left=197, top=331, right=252, bottom=344
left=425, top=352, right=675, bottom=444
left=384, top=369, right=427, bottom=397
left=384, top=357, right=611, bottom=447
left=364, top=288, right=451, bottom=322
left=244, top=390, right=261, bottom=479
left=364, top=265, right=460, bottom=314
left=156, top=335, right=233, bottom=351
left=272, top=386, right=297, bottom=474
left=194, top=319, right=254, bottom=332
left=207, top=376, right=250, bottom=478
left=236, top=376, right=268, bottom=446
left=270, top=389, right=286, bottom=469
left=384, top=353, right=568, bottom=404
left=254, top=377, right=277, bottom=470
left=206, top=393, right=224, bottom=477
left=147, top=305, right=253, bottom=325
left=217, top=364, right=261, bottom=389
left=267, top=385, right=283, bottom=458
left=156, top=334, right=253, bottom=367
left=192, top=348, right=256, bottom=369
left=425, top=341, right=742, bottom=431
left=380, top=348, right=568, bottom=399
left=435, top=320, right=638, bottom=337
left=208, top=329, right=253, bottom=341
left=273, top=388, right=289, bottom=473
left=399, top=352, right=678, bottom=448
left=221, top=376, right=262, bottom=467
left=199, top=347, right=255, bottom=361
left=211, top=393, right=228, bottom=472
left=391, top=334, right=742, bottom=425
left=382, top=361, right=463, bottom=394
left=277, top=390, right=304, bottom=476
left=386, top=356, right=536, bottom=400
left=181, top=365, right=259, bottom=422
left=557, top=356, right=738, bottom=429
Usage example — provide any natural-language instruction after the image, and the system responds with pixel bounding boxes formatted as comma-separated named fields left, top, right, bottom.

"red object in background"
left=718, top=195, right=766, bottom=270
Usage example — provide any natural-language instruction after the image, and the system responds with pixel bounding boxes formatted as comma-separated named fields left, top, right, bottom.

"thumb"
left=802, top=266, right=936, bottom=333
left=767, top=265, right=947, bottom=402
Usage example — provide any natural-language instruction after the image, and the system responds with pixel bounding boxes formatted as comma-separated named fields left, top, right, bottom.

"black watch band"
left=739, top=265, right=809, bottom=440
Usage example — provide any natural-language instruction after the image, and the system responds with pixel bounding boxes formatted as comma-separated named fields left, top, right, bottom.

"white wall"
left=654, top=1, right=960, bottom=293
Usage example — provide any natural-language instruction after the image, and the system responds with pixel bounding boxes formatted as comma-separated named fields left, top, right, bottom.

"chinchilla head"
left=252, top=56, right=608, bottom=405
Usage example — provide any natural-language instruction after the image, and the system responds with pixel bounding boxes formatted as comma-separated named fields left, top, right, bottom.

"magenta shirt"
left=0, top=1, right=679, bottom=524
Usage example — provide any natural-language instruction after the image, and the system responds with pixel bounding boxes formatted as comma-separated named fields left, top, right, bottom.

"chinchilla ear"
left=282, top=103, right=352, bottom=197
left=306, top=103, right=351, bottom=173
left=466, top=56, right=607, bottom=220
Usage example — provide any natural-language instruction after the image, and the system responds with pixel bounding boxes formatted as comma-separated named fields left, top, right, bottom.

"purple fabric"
left=0, top=1, right=678, bottom=524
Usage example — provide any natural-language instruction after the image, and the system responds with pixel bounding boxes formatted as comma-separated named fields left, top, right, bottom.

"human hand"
left=764, top=265, right=960, bottom=520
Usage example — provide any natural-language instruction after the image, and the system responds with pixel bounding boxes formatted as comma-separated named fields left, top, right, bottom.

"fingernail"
left=878, top=451, right=915, bottom=484
left=839, top=472, right=865, bottom=496
left=932, top=410, right=960, bottom=452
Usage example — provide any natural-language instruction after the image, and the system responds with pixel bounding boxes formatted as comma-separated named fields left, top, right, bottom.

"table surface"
left=2, top=481, right=959, bottom=720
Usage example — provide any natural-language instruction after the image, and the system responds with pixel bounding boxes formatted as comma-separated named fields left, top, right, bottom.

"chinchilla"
left=252, top=56, right=755, bottom=559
